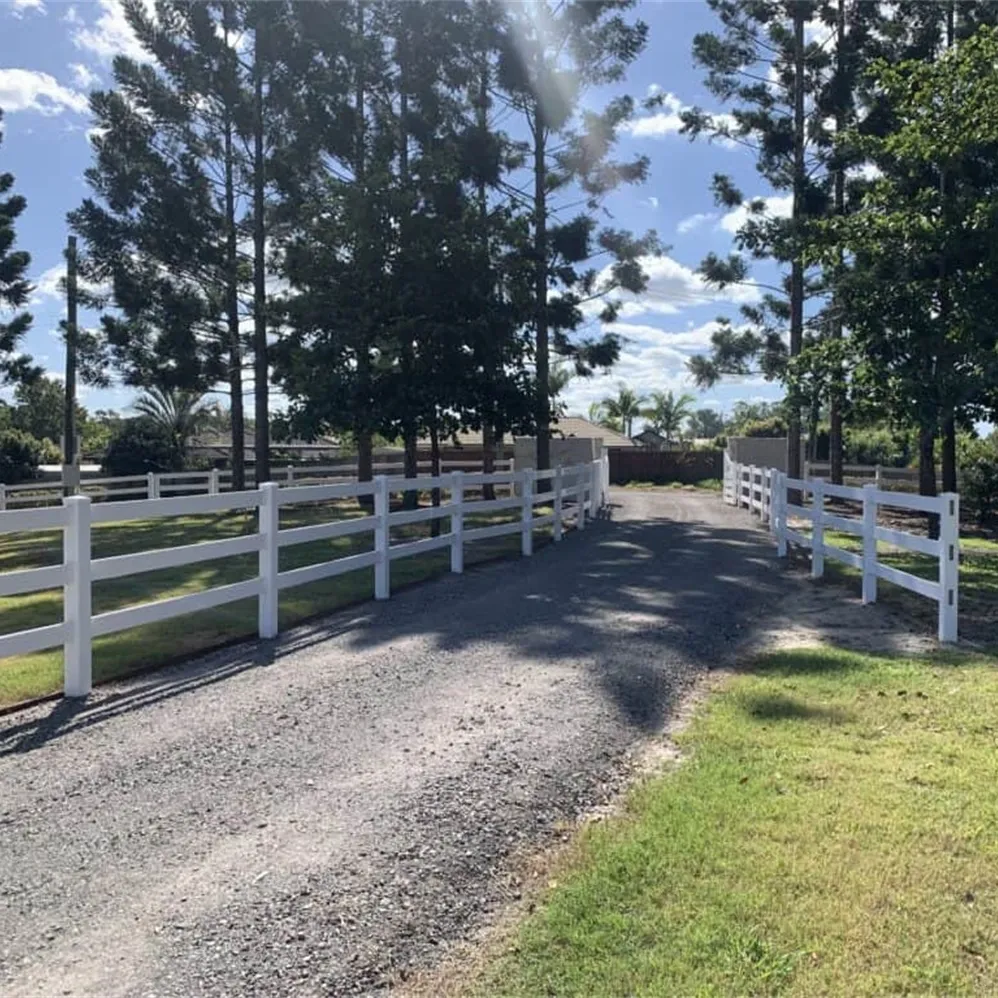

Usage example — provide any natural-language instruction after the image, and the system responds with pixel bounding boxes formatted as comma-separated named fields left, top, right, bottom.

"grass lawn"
left=621, top=479, right=723, bottom=492
left=0, top=496, right=556, bottom=707
left=473, top=646, right=998, bottom=998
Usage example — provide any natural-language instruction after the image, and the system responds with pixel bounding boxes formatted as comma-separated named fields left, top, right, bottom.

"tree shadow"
left=739, top=691, right=854, bottom=725
left=0, top=494, right=936, bottom=754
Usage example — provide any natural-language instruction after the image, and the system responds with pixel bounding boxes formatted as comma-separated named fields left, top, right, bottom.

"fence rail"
left=723, top=454, right=959, bottom=642
left=0, top=458, right=516, bottom=510
left=0, top=458, right=608, bottom=699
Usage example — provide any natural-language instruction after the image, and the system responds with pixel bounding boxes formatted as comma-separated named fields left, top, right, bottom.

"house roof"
left=549, top=416, right=635, bottom=447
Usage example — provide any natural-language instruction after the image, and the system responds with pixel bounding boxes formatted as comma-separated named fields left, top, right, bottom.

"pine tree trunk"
left=533, top=109, right=550, bottom=472
left=252, top=34, right=270, bottom=485
left=829, top=0, right=846, bottom=486
left=482, top=422, right=496, bottom=502
left=787, top=6, right=806, bottom=488
left=919, top=422, right=939, bottom=538
left=430, top=421, right=441, bottom=538
left=403, top=429, right=419, bottom=510
left=223, top=69, right=245, bottom=492
left=942, top=414, right=957, bottom=493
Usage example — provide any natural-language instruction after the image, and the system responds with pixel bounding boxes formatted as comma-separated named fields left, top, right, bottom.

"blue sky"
left=0, top=0, right=787, bottom=426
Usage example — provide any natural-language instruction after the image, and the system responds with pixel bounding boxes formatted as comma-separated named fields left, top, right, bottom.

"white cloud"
left=0, top=69, right=87, bottom=116
left=70, top=62, right=100, bottom=89
left=592, top=254, right=760, bottom=320
left=718, top=194, right=793, bottom=235
left=9, top=0, right=45, bottom=17
left=62, top=5, right=81, bottom=24
left=677, top=212, right=716, bottom=235
left=848, top=163, right=882, bottom=182
left=624, top=90, right=738, bottom=144
left=645, top=196, right=659, bottom=210
left=607, top=320, right=736, bottom=354
left=31, top=263, right=108, bottom=306
left=72, top=0, right=152, bottom=64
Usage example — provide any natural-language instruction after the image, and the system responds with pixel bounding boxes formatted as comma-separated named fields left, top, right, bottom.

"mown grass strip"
left=475, top=646, right=998, bottom=998
left=0, top=500, right=555, bottom=706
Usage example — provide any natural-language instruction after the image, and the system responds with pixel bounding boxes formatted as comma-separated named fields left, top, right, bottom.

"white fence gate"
left=0, top=458, right=608, bottom=699
left=723, top=454, right=960, bottom=643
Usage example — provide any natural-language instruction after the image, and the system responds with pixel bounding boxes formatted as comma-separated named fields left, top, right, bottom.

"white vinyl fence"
left=0, top=458, right=607, bottom=699
left=0, top=458, right=515, bottom=509
left=724, top=455, right=960, bottom=643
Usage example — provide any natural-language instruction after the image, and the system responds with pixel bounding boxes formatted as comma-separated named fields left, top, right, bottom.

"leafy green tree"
left=12, top=376, right=86, bottom=446
left=496, top=0, right=661, bottom=470
left=133, top=386, right=213, bottom=466
left=588, top=401, right=622, bottom=433
left=0, top=429, right=43, bottom=484
left=0, top=108, right=37, bottom=387
left=643, top=389, right=696, bottom=443
left=823, top=20, right=998, bottom=499
left=601, top=384, right=646, bottom=439
left=687, top=407, right=725, bottom=439
left=103, top=417, right=182, bottom=476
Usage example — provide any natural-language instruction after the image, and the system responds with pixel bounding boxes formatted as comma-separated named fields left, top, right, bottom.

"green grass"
left=474, top=646, right=998, bottom=998
left=0, top=497, right=552, bottom=706
left=622, top=478, right=723, bottom=492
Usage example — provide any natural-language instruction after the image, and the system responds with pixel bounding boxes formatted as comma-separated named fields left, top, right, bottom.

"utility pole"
left=63, top=235, right=79, bottom=498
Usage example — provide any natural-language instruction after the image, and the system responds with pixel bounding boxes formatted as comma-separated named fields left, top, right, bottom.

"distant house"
left=632, top=428, right=670, bottom=450
left=549, top=415, right=635, bottom=448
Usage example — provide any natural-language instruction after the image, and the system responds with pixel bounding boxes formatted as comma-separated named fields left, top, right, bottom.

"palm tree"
left=643, top=390, right=696, bottom=443
left=602, top=384, right=646, bottom=438
left=133, top=387, right=215, bottom=464
left=588, top=401, right=623, bottom=433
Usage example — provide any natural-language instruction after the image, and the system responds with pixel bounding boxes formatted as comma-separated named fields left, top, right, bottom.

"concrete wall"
left=727, top=436, right=804, bottom=473
left=513, top=436, right=602, bottom=470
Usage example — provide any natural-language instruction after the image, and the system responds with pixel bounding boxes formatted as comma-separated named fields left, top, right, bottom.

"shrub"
left=740, top=416, right=787, bottom=438
left=961, top=435, right=998, bottom=524
left=0, top=429, right=43, bottom=484
left=103, top=418, right=182, bottom=477
left=842, top=427, right=916, bottom=467
left=38, top=438, right=62, bottom=465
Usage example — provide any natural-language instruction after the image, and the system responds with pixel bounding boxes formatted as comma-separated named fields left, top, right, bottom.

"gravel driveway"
left=0, top=490, right=788, bottom=997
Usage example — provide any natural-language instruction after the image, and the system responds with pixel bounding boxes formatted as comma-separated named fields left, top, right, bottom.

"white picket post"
left=147, top=471, right=159, bottom=499
left=374, top=475, right=390, bottom=600
left=554, top=466, right=563, bottom=542
left=776, top=472, right=788, bottom=557
left=875, top=464, right=883, bottom=490
left=939, top=492, right=959, bottom=643
left=0, top=483, right=6, bottom=511
left=258, top=482, right=279, bottom=639
left=589, top=460, right=599, bottom=517
left=811, top=478, right=825, bottom=579
left=450, top=471, right=464, bottom=574
left=209, top=468, right=220, bottom=495
left=286, top=464, right=294, bottom=484
left=576, top=467, right=586, bottom=531
left=521, top=469, right=534, bottom=556
left=862, top=483, right=878, bottom=604
left=63, top=495, right=92, bottom=697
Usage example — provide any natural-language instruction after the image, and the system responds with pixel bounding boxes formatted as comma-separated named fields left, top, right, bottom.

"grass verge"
left=473, top=646, right=998, bottom=997
left=0, top=498, right=555, bottom=707
left=621, top=479, right=723, bottom=492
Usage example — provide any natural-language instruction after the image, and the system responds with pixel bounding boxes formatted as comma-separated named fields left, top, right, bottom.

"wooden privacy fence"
left=723, top=455, right=960, bottom=642
left=0, top=458, right=514, bottom=510
left=609, top=448, right=722, bottom=485
left=0, top=458, right=608, bottom=699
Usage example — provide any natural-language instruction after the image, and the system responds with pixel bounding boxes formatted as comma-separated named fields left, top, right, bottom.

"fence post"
left=257, top=482, right=279, bottom=639
left=590, top=460, right=600, bottom=517
left=147, top=471, right=159, bottom=500
left=63, top=495, right=92, bottom=697
left=450, top=471, right=464, bottom=574
left=287, top=464, right=294, bottom=484
left=521, top=469, right=534, bottom=556
left=776, top=472, right=788, bottom=557
left=939, top=492, right=959, bottom=643
left=804, top=459, right=811, bottom=480
left=374, top=475, right=390, bottom=600
left=209, top=468, right=220, bottom=495
left=0, top=483, right=5, bottom=511
left=811, top=478, right=825, bottom=579
left=554, top=466, right=563, bottom=541
left=576, top=467, right=586, bottom=531
left=862, top=483, right=878, bottom=604
left=875, top=464, right=883, bottom=490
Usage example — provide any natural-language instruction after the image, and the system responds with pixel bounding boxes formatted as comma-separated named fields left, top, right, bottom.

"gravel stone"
left=0, top=491, right=789, bottom=997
